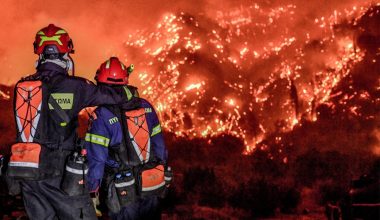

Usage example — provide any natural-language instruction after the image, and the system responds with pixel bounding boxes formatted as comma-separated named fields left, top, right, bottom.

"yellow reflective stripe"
left=106, top=59, right=111, bottom=69
left=37, top=31, right=45, bottom=35
left=48, top=93, right=74, bottom=110
left=85, top=133, right=110, bottom=147
left=134, top=90, right=139, bottom=97
left=55, top=29, right=67, bottom=34
left=151, top=124, right=161, bottom=137
left=39, top=35, right=63, bottom=46
left=123, top=86, right=133, bottom=100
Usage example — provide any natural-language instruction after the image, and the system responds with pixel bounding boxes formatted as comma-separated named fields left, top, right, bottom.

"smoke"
left=0, top=0, right=208, bottom=84
left=0, top=0, right=371, bottom=84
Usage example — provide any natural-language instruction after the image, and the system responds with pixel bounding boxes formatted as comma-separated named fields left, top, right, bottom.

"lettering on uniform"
left=57, top=98, right=71, bottom=104
left=48, top=93, right=74, bottom=110
left=109, top=117, right=119, bottom=125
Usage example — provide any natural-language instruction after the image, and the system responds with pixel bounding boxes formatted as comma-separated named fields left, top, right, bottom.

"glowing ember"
left=121, top=1, right=376, bottom=154
left=185, top=83, right=202, bottom=91
left=0, top=90, right=10, bottom=100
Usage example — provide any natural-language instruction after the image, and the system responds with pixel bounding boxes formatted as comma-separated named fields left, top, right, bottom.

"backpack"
left=124, top=108, right=166, bottom=195
left=7, top=78, right=70, bottom=180
left=109, top=104, right=170, bottom=198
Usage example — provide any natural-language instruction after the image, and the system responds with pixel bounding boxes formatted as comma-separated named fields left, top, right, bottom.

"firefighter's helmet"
left=33, top=24, right=74, bottom=55
left=95, top=57, right=133, bottom=85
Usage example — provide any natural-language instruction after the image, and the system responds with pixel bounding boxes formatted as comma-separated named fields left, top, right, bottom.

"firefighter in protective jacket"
left=6, top=24, right=135, bottom=220
left=85, top=57, right=172, bottom=220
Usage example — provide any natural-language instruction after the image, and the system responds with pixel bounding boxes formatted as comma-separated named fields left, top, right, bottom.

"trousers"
left=21, top=173, right=96, bottom=219
left=109, top=196, right=161, bottom=220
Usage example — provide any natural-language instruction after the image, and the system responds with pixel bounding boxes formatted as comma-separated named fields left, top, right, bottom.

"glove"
left=91, top=192, right=102, bottom=217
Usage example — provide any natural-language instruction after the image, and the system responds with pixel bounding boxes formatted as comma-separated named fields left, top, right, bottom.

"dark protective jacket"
left=15, top=62, right=135, bottom=151
left=84, top=97, right=167, bottom=192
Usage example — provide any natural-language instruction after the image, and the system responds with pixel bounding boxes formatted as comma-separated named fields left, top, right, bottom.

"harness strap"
left=48, top=95, right=70, bottom=125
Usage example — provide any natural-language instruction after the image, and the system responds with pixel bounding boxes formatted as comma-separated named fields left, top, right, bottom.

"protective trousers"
left=21, top=176, right=96, bottom=220
left=20, top=149, right=96, bottom=220
left=109, top=196, right=161, bottom=220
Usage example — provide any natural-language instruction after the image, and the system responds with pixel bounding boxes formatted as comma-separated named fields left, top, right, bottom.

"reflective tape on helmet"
left=55, top=29, right=67, bottom=34
left=85, top=133, right=110, bottom=147
left=114, top=179, right=135, bottom=188
left=164, top=176, right=172, bottom=181
left=142, top=181, right=165, bottom=192
left=105, top=59, right=111, bottom=69
left=151, top=124, right=162, bottom=137
left=39, top=35, right=63, bottom=46
left=66, top=166, right=88, bottom=174
left=9, top=161, right=39, bottom=168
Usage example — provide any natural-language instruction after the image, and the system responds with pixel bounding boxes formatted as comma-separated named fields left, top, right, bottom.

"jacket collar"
left=37, top=62, right=68, bottom=77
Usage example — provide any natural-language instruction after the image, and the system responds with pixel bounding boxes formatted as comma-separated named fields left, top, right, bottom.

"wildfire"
left=122, top=2, right=376, bottom=154
left=0, top=90, right=10, bottom=100
left=185, top=83, right=202, bottom=91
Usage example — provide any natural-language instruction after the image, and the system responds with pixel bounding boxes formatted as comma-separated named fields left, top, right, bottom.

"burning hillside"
left=0, top=1, right=379, bottom=219
left=120, top=2, right=379, bottom=155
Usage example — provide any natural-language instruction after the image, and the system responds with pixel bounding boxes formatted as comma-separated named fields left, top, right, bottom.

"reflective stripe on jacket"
left=85, top=98, right=167, bottom=192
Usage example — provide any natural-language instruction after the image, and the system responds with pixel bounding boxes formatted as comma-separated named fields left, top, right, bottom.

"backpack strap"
left=48, top=95, right=70, bottom=126
left=105, top=105, right=131, bottom=170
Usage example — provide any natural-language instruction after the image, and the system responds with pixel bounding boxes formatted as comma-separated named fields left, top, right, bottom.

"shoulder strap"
left=105, top=105, right=131, bottom=169
left=48, top=94, right=70, bottom=125
left=44, top=74, right=70, bottom=125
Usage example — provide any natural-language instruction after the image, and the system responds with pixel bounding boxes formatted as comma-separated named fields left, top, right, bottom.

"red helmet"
left=33, top=24, right=74, bottom=54
left=95, top=57, right=133, bottom=85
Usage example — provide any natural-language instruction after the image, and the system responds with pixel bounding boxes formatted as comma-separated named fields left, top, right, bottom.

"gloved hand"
left=6, top=176, right=21, bottom=196
left=90, top=192, right=102, bottom=217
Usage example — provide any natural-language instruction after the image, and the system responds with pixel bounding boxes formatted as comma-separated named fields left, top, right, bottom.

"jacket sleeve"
left=148, top=103, right=168, bottom=163
left=84, top=109, right=122, bottom=192
left=78, top=80, right=125, bottom=109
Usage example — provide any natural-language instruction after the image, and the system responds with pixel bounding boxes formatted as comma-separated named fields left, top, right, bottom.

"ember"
left=120, top=1, right=374, bottom=153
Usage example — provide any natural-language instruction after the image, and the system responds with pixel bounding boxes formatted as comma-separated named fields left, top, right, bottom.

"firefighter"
left=6, top=24, right=136, bottom=220
left=85, top=57, right=172, bottom=220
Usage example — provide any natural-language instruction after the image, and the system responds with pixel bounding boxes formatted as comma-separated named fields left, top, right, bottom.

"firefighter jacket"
left=84, top=96, right=167, bottom=192
left=15, top=62, right=133, bottom=151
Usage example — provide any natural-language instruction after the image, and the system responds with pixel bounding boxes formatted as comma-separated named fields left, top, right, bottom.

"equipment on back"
left=7, top=77, right=79, bottom=180
left=61, top=152, right=88, bottom=196
left=114, top=169, right=136, bottom=206
left=95, top=57, right=133, bottom=85
left=112, top=105, right=171, bottom=203
left=7, top=80, right=43, bottom=179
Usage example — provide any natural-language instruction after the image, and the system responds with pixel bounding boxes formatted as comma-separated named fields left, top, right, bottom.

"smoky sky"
left=0, top=0, right=208, bottom=84
left=0, top=0, right=370, bottom=85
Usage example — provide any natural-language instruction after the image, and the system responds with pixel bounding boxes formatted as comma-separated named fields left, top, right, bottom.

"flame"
left=120, top=2, right=375, bottom=155
left=0, top=90, right=10, bottom=100
left=185, top=83, right=202, bottom=91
